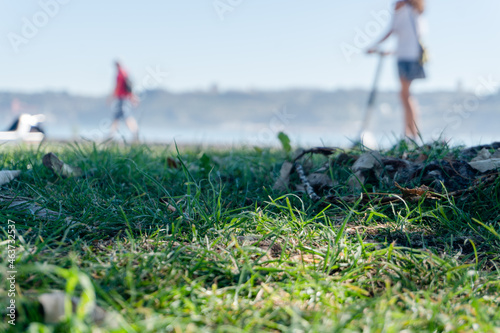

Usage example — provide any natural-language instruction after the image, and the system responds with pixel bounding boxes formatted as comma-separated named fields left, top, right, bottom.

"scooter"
left=355, top=50, right=391, bottom=147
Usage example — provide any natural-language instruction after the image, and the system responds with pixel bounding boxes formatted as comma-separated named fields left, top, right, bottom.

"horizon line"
left=0, top=86, right=485, bottom=97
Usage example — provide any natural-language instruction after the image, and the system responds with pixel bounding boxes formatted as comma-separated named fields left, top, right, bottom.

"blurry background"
left=1, top=0, right=499, bottom=147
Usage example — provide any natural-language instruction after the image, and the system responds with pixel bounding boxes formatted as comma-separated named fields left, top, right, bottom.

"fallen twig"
left=295, top=163, right=321, bottom=201
left=293, top=147, right=339, bottom=163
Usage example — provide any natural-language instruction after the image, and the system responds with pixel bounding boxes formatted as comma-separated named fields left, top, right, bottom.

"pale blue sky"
left=1, top=0, right=499, bottom=96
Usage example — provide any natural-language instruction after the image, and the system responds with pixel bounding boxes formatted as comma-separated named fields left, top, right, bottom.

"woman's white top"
left=391, top=3, right=422, bottom=61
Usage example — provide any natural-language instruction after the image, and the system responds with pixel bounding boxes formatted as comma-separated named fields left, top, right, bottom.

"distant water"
left=4, top=88, right=498, bottom=149
left=44, top=121, right=498, bottom=150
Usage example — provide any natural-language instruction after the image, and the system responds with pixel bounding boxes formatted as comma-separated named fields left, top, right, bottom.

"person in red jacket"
left=107, top=60, right=139, bottom=141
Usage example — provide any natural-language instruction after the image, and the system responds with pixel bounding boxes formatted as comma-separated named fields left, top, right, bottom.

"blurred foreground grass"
left=0, top=141, right=499, bottom=332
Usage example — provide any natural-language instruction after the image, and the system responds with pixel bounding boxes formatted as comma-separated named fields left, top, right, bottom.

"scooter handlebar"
left=366, top=49, right=393, bottom=56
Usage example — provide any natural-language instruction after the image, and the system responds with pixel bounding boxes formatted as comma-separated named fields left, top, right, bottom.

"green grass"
left=0, top=141, right=499, bottom=332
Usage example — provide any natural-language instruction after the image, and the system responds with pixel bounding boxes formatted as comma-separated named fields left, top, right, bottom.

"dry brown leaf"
left=43, top=153, right=82, bottom=178
left=0, top=195, right=78, bottom=225
left=471, top=148, right=492, bottom=162
left=492, top=149, right=500, bottom=158
left=1, top=195, right=59, bottom=218
left=159, top=198, right=177, bottom=212
left=347, top=152, right=384, bottom=191
left=236, top=236, right=282, bottom=258
left=167, top=157, right=180, bottom=169
left=273, top=161, right=293, bottom=191
left=307, top=173, right=333, bottom=189
left=289, top=253, right=323, bottom=264
left=395, top=182, right=439, bottom=200
left=351, top=151, right=384, bottom=172
left=468, top=158, right=500, bottom=173
left=39, top=291, right=107, bottom=324
left=0, top=170, right=21, bottom=186
left=415, top=154, right=428, bottom=163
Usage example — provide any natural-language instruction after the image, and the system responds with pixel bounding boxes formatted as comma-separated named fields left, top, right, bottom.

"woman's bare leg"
left=400, top=78, right=419, bottom=138
left=109, top=119, right=119, bottom=137
left=126, top=116, right=139, bottom=140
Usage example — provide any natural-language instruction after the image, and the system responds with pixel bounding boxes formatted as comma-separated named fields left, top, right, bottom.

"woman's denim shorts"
left=397, top=60, right=426, bottom=81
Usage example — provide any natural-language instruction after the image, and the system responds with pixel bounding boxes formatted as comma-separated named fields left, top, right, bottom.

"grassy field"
left=0, top=140, right=499, bottom=332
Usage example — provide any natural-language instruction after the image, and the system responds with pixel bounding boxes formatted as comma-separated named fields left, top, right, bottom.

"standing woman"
left=368, top=0, right=426, bottom=139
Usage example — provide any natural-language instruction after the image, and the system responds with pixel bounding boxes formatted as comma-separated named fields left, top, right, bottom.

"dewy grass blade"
left=335, top=199, right=360, bottom=247
left=473, top=218, right=500, bottom=240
